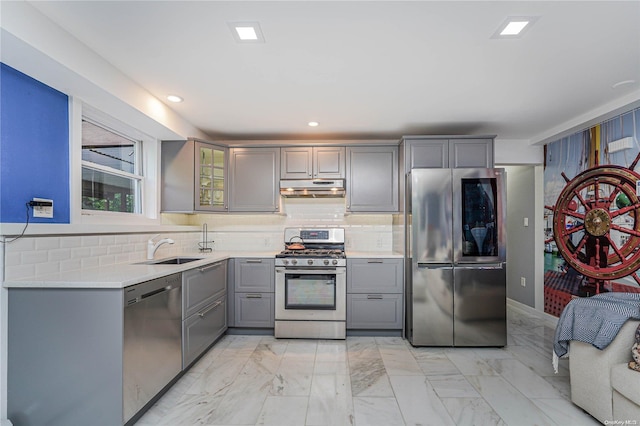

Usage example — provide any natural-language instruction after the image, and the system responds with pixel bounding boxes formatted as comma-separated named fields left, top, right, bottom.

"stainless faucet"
left=147, top=234, right=175, bottom=260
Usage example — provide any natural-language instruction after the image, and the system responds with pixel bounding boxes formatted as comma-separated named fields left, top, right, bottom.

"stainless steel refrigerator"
left=406, top=168, right=507, bottom=346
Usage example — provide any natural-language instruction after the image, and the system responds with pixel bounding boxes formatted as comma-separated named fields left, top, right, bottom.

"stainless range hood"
left=280, top=179, right=345, bottom=198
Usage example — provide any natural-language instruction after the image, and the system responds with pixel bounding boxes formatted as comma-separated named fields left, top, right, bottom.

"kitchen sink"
left=141, top=257, right=203, bottom=265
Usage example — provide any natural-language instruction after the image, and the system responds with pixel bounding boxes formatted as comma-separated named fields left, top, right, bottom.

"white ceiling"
left=28, top=1, right=640, bottom=143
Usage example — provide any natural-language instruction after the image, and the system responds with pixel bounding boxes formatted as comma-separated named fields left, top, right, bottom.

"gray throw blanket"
left=553, top=292, right=640, bottom=372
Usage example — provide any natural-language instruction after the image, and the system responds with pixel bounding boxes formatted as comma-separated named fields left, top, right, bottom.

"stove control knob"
left=324, top=259, right=330, bottom=266
left=283, top=259, right=289, bottom=265
left=332, top=259, right=338, bottom=265
left=292, top=259, right=298, bottom=265
left=307, top=259, right=314, bottom=266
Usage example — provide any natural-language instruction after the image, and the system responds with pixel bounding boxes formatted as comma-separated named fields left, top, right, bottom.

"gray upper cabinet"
left=346, top=146, right=399, bottom=212
left=281, top=146, right=345, bottom=179
left=161, top=139, right=228, bottom=212
left=403, top=136, right=494, bottom=170
left=408, top=139, right=449, bottom=169
left=229, top=147, right=280, bottom=212
left=449, top=138, right=494, bottom=168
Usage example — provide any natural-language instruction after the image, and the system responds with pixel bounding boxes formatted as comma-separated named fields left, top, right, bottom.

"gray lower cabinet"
left=232, top=258, right=275, bottom=328
left=347, top=294, right=403, bottom=329
left=7, top=263, right=229, bottom=426
left=346, top=258, right=404, bottom=330
left=182, top=260, right=228, bottom=368
left=8, top=288, right=126, bottom=426
left=234, top=293, right=275, bottom=327
left=346, top=146, right=399, bottom=212
left=228, top=147, right=280, bottom=212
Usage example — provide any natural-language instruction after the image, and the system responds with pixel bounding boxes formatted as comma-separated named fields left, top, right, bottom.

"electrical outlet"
left=32, top=198, right=53, bottom=218
left=520, top=276, right=526, bottom=287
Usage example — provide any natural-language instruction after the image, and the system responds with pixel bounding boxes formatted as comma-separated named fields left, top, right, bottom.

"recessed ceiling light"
left=492, top=16, right=538, bottom=39
left=308, top=121, right=319, bottom=127
left=236, top=26, right=258, bottom=40
left=167, top=95, right=183, bottom=103
left=228, top=21, right=265, bottom=43
left=501, top=21, right=529, bottom=36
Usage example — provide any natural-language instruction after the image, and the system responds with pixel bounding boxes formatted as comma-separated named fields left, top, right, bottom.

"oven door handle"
left=276, top=268, right=345, bottom=274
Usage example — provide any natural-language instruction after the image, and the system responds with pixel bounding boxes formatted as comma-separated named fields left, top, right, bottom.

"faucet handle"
left=148, top=234, right=160, bottom=244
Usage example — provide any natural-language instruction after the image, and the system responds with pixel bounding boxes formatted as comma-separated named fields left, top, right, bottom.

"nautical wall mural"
left=544, top=107, right=640, bottom=316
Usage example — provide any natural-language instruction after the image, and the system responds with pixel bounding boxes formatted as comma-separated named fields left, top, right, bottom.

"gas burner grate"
left=276, top=248, right=346, bottom=258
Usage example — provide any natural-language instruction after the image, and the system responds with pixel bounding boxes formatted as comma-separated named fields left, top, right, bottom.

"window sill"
left=0, top=222, right=199, bottom=237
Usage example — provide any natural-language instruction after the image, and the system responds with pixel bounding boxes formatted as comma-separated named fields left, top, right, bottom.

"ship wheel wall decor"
left=546, top=153, right=640, bottom=292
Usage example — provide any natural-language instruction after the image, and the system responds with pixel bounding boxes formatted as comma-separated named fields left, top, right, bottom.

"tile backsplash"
left=192, top=198, right=399, bottom=252
left=2, top=199, right=402, bottom=280
left=3, top=232, right=199, bottom=280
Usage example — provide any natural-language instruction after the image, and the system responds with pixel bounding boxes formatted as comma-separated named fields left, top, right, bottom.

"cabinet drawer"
left=183, top=297, right=227, bottom=368
left=347, top=294, right=402, bottom=329
left=347, top=258, right=403, bottom=293
left=234, top=293, right=274, bottom=328
left=234, top=258, right=275, bottom=292
left=183, top=261, right=227, bottom=319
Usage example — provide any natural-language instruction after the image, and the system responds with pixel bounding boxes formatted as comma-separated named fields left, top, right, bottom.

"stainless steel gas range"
left=274, top=228, right=346, bottom=339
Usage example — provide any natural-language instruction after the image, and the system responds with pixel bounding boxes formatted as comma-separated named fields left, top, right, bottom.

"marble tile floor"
left=135, top=306, right=599, bottom=426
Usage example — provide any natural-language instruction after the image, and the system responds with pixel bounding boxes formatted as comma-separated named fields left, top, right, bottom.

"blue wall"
left=1, top=63, right=70, bottom=224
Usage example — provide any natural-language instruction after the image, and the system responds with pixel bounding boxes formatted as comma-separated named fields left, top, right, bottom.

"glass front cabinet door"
left=196, top=141, right=227, bottom=211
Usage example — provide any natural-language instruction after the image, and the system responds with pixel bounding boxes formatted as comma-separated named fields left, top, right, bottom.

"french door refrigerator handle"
left=416, top=263, right=452, bottom=268
left=453, top=263, right=505, bottom=270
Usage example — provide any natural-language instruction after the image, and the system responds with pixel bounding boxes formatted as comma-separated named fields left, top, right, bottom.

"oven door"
left=275, top=268, right=346, bottom=321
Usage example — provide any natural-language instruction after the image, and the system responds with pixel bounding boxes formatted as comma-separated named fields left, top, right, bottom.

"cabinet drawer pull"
left=198, top=300, right=222, bottom=317
left=245, top=259, right=263, bottom=264
left=246, top=294, right=263, bottom=299
left=367, top=260, right=384, bottom=263
left=199, top=262, right=222, bottom=272
left=367, top=294, right=383, bottom=300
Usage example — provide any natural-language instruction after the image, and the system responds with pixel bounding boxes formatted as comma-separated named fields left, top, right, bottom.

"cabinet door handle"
left=199, top=262, right=222, bottom=272
left=246, top=294, right=262, bottom=299
left=367, top=294, right=383, bottom=300
left=246, top=259, right=263, bottom=264
left=198, top=300, right=222, bottom=317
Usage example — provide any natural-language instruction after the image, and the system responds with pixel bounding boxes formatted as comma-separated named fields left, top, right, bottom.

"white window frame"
left=81, top=117, right=144, bottom=215
left=74, top=102, right=160, bottom=226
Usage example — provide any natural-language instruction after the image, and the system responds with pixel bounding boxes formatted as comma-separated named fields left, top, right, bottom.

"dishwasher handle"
left=141, top=286, right=170, bottom=300
left=125, top=272, right=182, bottom=307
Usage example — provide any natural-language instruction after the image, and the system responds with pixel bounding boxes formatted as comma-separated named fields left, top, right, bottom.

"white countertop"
left=346, top=251, right=404, bottom=259
left=3, top=250, right=404, bottom=289
left=3, top=251, right=278, bottom=290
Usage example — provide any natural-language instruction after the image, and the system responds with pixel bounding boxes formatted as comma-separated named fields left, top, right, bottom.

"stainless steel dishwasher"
left=123, top=272, right=182, bottom=423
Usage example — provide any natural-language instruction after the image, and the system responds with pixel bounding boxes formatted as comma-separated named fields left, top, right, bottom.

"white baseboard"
left=507, top=298, right=558, bottom=329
